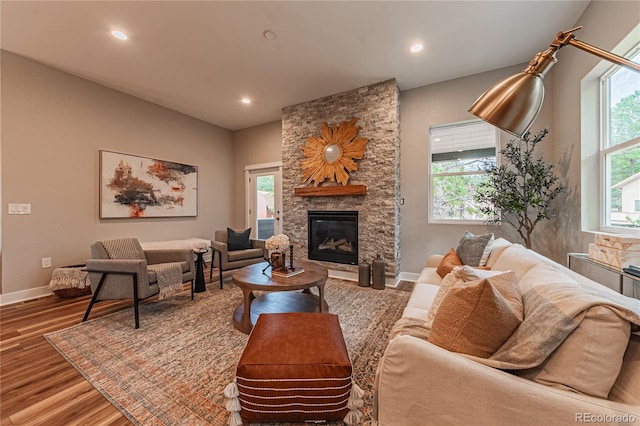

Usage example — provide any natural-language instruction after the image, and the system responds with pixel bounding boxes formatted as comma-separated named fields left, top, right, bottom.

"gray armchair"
left=210, top=229, right=267, bottom=288
left=83, top=238, right=195, bottom=328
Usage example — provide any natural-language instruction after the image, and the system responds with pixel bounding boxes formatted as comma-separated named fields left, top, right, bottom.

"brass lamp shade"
left=468, top=72, right=545, bottom=138
left=469, top=27, right=640, bottom=138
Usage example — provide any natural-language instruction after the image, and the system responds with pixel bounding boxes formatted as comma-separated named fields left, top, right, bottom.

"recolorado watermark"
left=576, top=413, right=637, bottom=423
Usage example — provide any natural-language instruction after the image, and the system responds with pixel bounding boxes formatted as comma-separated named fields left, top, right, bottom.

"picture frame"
left=99, top=150, right=198, bottom=218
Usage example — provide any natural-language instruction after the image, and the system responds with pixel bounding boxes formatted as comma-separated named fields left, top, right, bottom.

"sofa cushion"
left=489, top=244, right=540, bottom=281
left=416, top=267, right=443, bottom=286
left=405, top=283, right=440, bottom=316
left=429, top=272, right=522, bottom=358
left=609, top=333, right=640, bottom=405
left=515, top=305, right=631, bottom=399
left=227, top=228, right=252, bottom=251
left=228, top=248, right=264, bottom=262
left=436, top=248, right=463, bottom=278
left=456, top=232, right=494, bottom=266
left=485, top=238, right=512, bottom=268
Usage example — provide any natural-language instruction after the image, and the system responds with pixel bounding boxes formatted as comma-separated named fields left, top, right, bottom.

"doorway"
left=245, top=163, right=282, bottom=240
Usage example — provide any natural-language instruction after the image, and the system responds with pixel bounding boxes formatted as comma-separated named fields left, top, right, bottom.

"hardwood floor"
left=1, top=292, right=133, bottom=425
left=1, top=265, right=217, bottom=426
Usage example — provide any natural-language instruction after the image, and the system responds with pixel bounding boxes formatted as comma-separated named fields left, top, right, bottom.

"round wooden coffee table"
left=232, top=260, right=329, bottom=334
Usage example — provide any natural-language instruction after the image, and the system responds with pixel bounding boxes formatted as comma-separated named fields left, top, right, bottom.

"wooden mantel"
left=294, top=185, right=367, bottom=197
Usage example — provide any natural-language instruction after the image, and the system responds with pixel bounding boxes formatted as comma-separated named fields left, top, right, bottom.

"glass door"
left=245, top=164, right=282, bottom=240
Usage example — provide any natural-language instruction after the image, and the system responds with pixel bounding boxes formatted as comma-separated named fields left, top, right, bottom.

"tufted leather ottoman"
left=225, top=312, right=363, bottom=425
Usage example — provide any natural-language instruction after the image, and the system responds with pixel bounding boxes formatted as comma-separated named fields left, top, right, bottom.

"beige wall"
left=398, top=65, right=557, bottom=273
left=1, top=51, right=234, bottom=296
left=231, top=121, right=282, bottom=230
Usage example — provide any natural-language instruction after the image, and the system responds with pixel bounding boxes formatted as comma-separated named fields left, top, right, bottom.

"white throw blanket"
left=49, top=267, right=89, bottom=290
left=467, top=263, right=640, bottom=370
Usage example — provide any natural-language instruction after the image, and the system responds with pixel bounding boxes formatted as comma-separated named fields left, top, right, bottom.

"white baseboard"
left=398, top=271, right=420, bottom=283
left=0, top=285, right=53, bottom=306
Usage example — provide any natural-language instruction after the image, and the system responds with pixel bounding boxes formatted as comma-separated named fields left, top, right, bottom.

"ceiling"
left=1, top=1, right=590, bottom=131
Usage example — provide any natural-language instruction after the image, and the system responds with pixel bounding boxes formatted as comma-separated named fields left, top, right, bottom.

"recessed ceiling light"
left=410, top=43, right=423, bottom=53
left=111, top=30, right=128, bottom=41
left=241, top=98, right=251, bottom=104
left=263, top=30, right=277, bottom=41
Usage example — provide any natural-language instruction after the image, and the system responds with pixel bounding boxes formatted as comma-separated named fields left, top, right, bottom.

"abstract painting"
left=100, top=150, right=198, bottom=218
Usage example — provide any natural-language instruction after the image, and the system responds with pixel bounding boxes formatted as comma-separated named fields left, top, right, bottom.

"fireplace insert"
left=308, top=211, right=358, bottom=265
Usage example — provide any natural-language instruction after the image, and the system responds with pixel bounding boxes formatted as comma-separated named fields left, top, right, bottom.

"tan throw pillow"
left=456, top=231, right=494, bottom=266
left=436, top=248, right=463, bottom=278
left=429, top=272, right=523, bottom=358
left=515, top=305, right=631, bottom=399
left=426, top=269, right=463, bottom=329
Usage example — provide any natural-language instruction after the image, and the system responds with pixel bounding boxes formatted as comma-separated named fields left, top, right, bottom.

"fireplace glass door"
left=308, top=211, right=358, bottom=265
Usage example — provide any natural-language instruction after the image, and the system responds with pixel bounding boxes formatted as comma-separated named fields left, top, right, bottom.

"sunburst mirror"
left=301, top=118, right=368, bottom=186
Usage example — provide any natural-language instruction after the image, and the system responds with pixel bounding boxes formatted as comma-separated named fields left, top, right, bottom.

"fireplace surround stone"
left=282, top=79, right=400, bottom=278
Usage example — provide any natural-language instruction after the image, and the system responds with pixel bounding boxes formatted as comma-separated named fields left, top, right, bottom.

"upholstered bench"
left=225, top=313, right=363, bottom=425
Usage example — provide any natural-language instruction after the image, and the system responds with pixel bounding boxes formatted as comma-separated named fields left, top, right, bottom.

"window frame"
left=597, top=43, right=640, bottom=232
left=427, top=119, right=500, bottom=225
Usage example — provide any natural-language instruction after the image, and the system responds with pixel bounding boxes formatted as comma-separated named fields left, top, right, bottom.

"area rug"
left=45, top=279, right=411, bottom=425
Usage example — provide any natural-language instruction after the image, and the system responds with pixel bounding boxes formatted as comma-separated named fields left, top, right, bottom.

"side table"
left=193, top=248, right=208, bottom=294
left=567, top=252, right=639, bottom=297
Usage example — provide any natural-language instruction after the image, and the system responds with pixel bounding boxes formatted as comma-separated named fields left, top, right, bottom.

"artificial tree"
left=474, top=129, right=566, bottom=249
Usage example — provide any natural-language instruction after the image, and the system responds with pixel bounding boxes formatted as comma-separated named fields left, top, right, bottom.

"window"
left=428, top=120, right=498, bottom=223
left=599, top=45, right=640, bottom=230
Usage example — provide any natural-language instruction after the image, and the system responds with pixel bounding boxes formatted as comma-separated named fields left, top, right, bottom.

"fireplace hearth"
left=308, top=211, right=358, bottom=265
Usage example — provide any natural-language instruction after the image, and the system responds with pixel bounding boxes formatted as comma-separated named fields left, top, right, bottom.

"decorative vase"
left=372, top=254, right=386, bottom=290
left=358, top=259, right=370, bottom=287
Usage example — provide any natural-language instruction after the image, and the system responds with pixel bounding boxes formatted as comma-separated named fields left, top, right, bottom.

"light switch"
left=8, top=203, right=31, bottom=215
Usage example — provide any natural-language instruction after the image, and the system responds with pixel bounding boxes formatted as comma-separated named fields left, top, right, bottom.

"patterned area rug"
left=45, top=279, right=411, bottom=425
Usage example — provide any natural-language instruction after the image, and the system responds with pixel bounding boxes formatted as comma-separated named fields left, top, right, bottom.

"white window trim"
left=597, top=42, right=640, bottom=233
left=581, top=24, right=640, bottom=235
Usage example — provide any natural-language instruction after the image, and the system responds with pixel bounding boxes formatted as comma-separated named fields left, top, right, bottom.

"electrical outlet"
left=8, top=203, right=31, bottom=215
left=41, top=257, right=52, bottom=268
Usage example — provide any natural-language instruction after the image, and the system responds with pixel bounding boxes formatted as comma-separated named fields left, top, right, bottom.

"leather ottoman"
left=225, top=313, right=363, bottom=425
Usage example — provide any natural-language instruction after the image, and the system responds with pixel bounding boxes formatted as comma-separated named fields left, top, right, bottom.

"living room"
left=1, top=1, right=639, bottom=424
left=3, top=1, right=638, bottom=302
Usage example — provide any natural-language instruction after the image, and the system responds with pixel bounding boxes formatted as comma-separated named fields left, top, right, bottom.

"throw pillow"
left=429, top=271, right=522, bottom=358
left=227, top=228, right=252, bottom=251
left=425, top=268, right=463, bottom=329
left=436, top=248, right=463, bottom=278
left=456, top=231, right=494, bottom=266
left=427, top=267, right=462, bottom=328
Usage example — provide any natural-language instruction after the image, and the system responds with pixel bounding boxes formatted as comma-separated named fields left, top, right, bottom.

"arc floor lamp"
left=469, top=26, right=640, bottom=138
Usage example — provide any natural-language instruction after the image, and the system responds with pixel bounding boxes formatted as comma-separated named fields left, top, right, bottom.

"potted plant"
left=474, top=129, right=566, bottom=249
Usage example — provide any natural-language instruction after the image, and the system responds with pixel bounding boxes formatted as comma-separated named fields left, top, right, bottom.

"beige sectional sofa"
left=374, top=238, right=640, bottom=425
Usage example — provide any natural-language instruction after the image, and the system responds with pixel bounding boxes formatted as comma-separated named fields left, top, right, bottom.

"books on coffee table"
left=272, top=267, right=305, bottom=278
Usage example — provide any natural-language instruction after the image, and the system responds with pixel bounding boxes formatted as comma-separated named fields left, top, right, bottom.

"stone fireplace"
left=308, top=211, right=358, bottom=265
left=282, top=79, right=400, bottom=278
